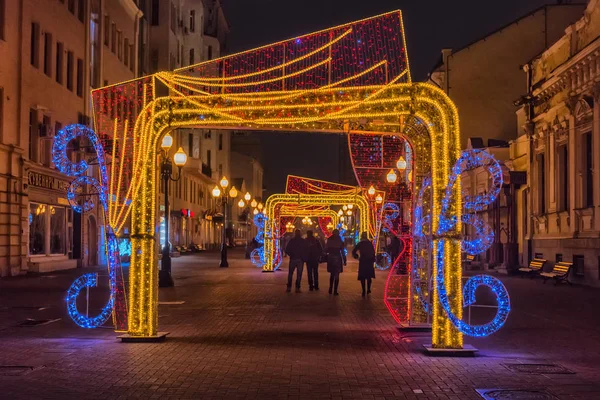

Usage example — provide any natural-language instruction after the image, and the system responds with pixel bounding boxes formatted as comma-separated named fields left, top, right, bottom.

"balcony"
left=183, top=157, right=212, bottom=180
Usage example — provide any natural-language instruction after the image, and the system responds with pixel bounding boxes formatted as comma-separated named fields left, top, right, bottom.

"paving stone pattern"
left=1, top=250, right=600, bottom=399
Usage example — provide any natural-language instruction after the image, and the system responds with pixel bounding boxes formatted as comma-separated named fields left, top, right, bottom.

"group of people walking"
left=284, top=229, right=376, bottom=297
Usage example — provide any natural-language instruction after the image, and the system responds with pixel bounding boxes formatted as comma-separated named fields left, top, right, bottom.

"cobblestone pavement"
left=1, top=250, right=600, bottom=399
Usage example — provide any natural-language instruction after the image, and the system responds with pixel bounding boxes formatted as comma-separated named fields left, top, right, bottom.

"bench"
left=540, top=262, right=573, bottom=285
left=518, top=258, right=547, bottom=278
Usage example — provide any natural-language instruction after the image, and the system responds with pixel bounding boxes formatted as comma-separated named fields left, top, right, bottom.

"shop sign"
left=28, top=171, right=70, bottom=192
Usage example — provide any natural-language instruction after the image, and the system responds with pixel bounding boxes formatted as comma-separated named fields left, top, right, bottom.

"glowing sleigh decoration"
left=415, top=149, right=510, bottom=337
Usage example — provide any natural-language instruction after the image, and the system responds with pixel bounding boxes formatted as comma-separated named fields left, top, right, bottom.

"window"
left=68, top=0, right=75, bottom=14
left=103, top=15, right=110, bottom=45
left=129, top=44, right=135, bottom=72
left=537, top=153, right=545, bottom=214
left=176, top=39, right=180, bottom=65
left=208, top=45, right=212, bottom=60
left=583, top=132, right=593, bottom=208
left=124, top=38, right=129, bottom=66
left=41, top=115, right=51, bottom=165
left=90, top=7, right=100, bottom=88
left=574, top=254, right=585, bottom=277
left=30, top=22, right=40, bottom=67
left=43, top=32, right=52, bottom=76
left=29, top=108, right=39, bottom=161
left=170, top=2, right=177, bottom=33
left=0, top=0, right=5, bottom=41
left=76, top=58, right=83, bottom=97
left=55, top=121, right=62, bottom=136
left=66, top=51, right=74, bottom=91
left=151, top=0, right=159, bottom=25
left=111, top=23, right=116, bottom=53
left=218, top=133, right=223, bottom=150
left=190, top=10, right=195, bottom=32
left=188, top=133, right=194, bottom=156
left=56, top=42, right=64, bottom=84
left=50, top=205, right=67, bottom=254
left=557, top=145, right=569, bottom=212
left=117, top=30, right=122, bottom=60
left=189, top=48, right=195, bottom=65
left=207, top=149, right=211, bottom=168
left=29, top=203, right=46, bottom=255
left=77, top=0, right=85, bottom=22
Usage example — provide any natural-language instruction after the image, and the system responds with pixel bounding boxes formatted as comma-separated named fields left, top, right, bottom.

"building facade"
left=513, top=0, right=600, bottom=286
left=430, top=4, right=585, bottom=148
left=0, top=0, right=145, bottom=276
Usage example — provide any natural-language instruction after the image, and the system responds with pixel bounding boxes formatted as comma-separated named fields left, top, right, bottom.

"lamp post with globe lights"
left=159, top=133, right=187, bottom=288
left=212, top=176, right=238, bottom=267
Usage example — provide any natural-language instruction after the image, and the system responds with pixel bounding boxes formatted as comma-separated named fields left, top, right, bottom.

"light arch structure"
left=263, top=193, right=372, bottom=269
left=90, top=11, right=463, bottom=348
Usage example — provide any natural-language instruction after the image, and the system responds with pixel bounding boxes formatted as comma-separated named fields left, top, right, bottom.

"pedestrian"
left=352, top=232, right=376, bottom=297
left=285, top=229, right=308, bottom=293
left=305, top=230, right=323, bottom=291
left=326, top=229, right=346, bottom=295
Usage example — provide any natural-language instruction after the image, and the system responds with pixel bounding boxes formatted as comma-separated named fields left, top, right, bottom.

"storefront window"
left=50, top=206, right=66, bottom=254
left=29, top=203, right=46, bottom=255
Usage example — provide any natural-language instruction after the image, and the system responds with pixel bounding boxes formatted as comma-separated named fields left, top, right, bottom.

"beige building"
left=430, top=4, right=585, bottom=148
left=512, top=0, right=600, bottom=286
left=0, top=0, right=144, bottom=276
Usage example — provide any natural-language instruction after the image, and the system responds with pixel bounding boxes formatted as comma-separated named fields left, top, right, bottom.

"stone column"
left=593, top=85, right=600, bottom=231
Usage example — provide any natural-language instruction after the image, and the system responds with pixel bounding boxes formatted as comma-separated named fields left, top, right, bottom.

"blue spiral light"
left=52, top=124, right=118, bottom=329
left=432, top=149, right=510, bottom=337
left=65, top=273, right=113, bottom=329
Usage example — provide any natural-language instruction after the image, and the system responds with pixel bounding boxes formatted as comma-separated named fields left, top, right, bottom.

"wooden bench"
left=540, top=262, right=573, bottom=285
left=518, top=258, right=547, bottom=278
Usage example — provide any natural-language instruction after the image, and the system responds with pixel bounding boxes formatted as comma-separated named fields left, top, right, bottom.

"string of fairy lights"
left=68, top=10, right=514, bottom=350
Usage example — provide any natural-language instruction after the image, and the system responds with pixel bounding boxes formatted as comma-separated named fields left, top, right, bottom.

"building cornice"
left=118, top=0, right=143, bottom=20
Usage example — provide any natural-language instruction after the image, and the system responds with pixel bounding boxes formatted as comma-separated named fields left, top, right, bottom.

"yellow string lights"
left=90, top=10, right=463, bottom=349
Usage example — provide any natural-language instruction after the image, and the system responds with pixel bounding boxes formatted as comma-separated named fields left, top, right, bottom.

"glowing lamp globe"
left=347, top=204, right=353, bottom=210
left=244, top=192, right=251, bottom=201
left=386, top=169, right=397, bottom=183
left=161, top=133, right=173, bottom=152
left=250, top=199, right=257, bottom=208
left=211, top=186, right=221, bottom=198
left=346, top=210, right=352, bottom=216
left=253, top=208, right=259, bottom=215
left=219, top=176, right=229, bottom=189
left=396, top=156, right=407, bottom=171
left=343, top=205, right=348, bottom=211
left=173, top=147, right=187, bottom=167
left=257, top=202, right=263, bottom=210
left=375, top=194, right=383, bottom=204
left=337, top=210, right=343, bottom=216
left=238, top=199, right=245, bottom=208
left=367, top=185, right=376, bottom=196
left=229, top=186, right=238, bottom=198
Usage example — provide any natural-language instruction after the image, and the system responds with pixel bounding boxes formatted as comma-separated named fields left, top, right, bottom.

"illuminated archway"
left=86, top=11, right=464, bottom=348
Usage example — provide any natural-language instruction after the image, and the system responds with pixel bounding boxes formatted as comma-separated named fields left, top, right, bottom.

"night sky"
left=221, top=0, right=555, bottom=193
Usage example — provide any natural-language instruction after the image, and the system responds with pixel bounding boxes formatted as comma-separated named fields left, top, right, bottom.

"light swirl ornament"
left=52, top=124, right=127, bottom=330
left=435, top=149, right=510, bottom=337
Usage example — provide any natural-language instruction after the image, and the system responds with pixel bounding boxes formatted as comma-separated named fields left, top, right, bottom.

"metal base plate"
left=398, top=323, right=432, bottom=332
left=423, top=344, right=478, bottom=356
left=118, top=332, right=169, bottom=343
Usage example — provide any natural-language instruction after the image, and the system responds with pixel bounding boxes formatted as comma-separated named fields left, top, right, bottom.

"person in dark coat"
left=352, top=232, right=376, bottom=297
left=326, top=229, right=346, bottom=295
left=389, top=235, right=401, bottom=267
left=305, top=230, right=323, bottom=291
left=285, top=229, right=308, bottom=293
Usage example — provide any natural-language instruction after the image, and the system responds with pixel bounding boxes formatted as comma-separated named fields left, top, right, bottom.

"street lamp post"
left=159, top=134, right=187, bottom=288
left=212, top=176, right=238, bottom=268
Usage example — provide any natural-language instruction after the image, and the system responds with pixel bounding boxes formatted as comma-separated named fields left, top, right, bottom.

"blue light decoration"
left=434, top=149, right=510, bottom=337
left=66, top=273, right=113, bottom=328
left=375, top=252, right=392, bottom=271
left=52, top=124, right=125, bottom=329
